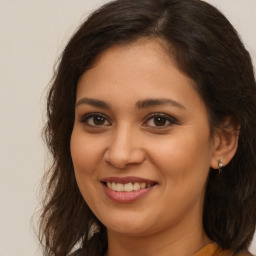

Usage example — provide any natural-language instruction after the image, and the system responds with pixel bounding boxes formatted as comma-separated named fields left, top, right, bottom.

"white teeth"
left=107, top=182, right=112, bottom=189
left=133, top=182, right=140, bottom=191
left=106, top=181, right=153, bottom=192
left=116, top=183, right=123, bottom=192
left=123, top=183, right=133, bottom=192
left=141, top=183, right=146, bottom=189
left=111, top=182, right=116, bottom=190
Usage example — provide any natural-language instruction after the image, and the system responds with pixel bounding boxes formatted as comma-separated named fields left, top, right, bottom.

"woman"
left=39, top=0, right=256, bottom=255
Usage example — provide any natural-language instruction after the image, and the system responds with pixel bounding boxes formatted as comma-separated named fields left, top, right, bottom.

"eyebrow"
left=76, top=97, right=111, bottom=109
left=136, top=98, right=186, bottom=110
left=75, top=97, right=186, bottom=110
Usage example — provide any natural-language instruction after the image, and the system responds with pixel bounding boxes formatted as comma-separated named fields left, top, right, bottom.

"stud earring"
left=218, top=159, right=223, bottom=174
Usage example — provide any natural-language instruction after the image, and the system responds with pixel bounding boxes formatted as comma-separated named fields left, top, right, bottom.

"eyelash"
left=80, top=113, right=111, bottom=127
left=143, top=113, right=178, bottom=128
left=80, top=112, right=178, bottom=129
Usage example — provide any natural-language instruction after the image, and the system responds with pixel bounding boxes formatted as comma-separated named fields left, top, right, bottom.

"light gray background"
left=0, top=1, right=255, bottom=255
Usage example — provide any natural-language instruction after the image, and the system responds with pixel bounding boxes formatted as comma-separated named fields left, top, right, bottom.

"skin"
left=70, top=38, right=238, bottom=256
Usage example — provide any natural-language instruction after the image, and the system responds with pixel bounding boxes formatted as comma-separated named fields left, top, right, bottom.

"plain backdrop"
left=0, top=0, right=255, bottom=255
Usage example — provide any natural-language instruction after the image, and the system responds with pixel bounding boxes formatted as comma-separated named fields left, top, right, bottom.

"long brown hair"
left=39, top=0, right=256, bottom=255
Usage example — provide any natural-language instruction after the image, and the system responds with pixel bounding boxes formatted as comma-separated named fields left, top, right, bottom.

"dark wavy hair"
left=39, top=0, right=256, bottom=255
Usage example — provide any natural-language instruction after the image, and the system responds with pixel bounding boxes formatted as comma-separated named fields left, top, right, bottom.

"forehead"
left=91, top=38, right=176, bottom=74
left=76, top=38, right=206, bottom=113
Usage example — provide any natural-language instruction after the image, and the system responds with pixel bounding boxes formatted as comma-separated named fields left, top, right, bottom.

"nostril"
left=104, top=147, right=146, bottom=169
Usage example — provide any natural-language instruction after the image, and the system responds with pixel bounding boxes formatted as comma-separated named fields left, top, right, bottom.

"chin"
left=99, top=212, right=158, bottom=236
left=107, top=224, right=151, bottom=236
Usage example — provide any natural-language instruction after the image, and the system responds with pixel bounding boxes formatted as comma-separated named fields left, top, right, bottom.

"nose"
left=103, top=126, right=145, bottom=169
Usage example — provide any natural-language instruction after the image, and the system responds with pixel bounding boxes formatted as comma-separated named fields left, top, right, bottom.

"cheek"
left=70, top=130, right=103, bottom=209
left=70, top=130, right=103, bottom=177
left=148, top=129, right=213, bottom=184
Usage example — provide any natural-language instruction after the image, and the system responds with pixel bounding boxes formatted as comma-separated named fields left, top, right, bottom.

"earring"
left=218, top=159, right=223, bottom=174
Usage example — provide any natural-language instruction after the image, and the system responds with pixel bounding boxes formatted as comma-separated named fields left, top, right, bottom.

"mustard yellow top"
left=194, top=243, right=232, bottom=256
left=194, top=243, right=252, bottom=256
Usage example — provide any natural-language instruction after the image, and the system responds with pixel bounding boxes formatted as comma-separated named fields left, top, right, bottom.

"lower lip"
left=102, top=183, right=155, bottom=203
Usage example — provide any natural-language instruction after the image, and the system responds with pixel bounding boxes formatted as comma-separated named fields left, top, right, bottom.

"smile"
left=101, top=177, right=157, bottom=203
left=106, top=182, right=154, bottom=192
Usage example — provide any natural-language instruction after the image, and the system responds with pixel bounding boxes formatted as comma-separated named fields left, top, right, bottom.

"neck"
left=105, top=222, right=211, bottom=256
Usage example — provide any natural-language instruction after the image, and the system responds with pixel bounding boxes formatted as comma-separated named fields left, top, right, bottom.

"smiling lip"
left=101, top=176, right=157, bottom=184
left=101, top=176, right=157, bottom=203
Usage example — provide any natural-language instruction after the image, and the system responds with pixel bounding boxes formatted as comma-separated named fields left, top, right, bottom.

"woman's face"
left=70, top=39, right=216, bottom=237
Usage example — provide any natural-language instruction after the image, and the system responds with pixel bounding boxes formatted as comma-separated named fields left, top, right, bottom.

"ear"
left=210, top=117, right=240, bottom=169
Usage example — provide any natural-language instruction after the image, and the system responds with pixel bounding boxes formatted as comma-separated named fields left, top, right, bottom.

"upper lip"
left=101, top=176, right=157, bottom=184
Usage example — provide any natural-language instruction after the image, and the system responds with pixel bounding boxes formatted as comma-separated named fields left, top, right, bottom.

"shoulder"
left=194, top=243, right=254, bottom=256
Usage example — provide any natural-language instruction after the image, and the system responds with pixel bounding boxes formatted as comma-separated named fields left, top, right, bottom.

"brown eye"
left=81, top=113, right=111, bottom=127
left=153, top=116, right=167, bottom=126
left=92, top=116, right=106, bottom=125
left=143, top=113, right=177, bottom=128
